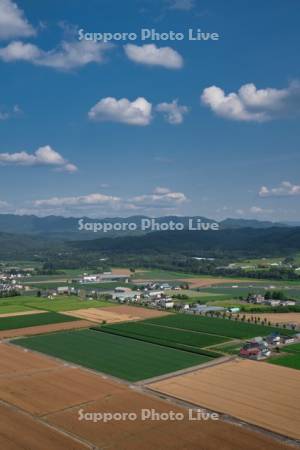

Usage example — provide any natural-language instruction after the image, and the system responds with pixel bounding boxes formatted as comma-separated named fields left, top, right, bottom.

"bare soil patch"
left=0, top=310, right=47, bottom=318
left=64, top=306, right=170, bottom=323
left=149, top=359, right=300, bottom=440
left=180, top=277, right=243, bottom=288
left=244, top=313, right=300, bottom=327
left=111, top=268, right=132, bottom=276
left=63, top=307, right=141, bottom=323
left=0, top=320, right=93, bottom=339
left=102, top=305, right=171, bottom=319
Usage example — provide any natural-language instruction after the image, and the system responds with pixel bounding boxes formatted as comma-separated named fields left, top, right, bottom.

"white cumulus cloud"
left=124, top=44, right=183, bottom=69
left=166, top=0, right=195, bottom=10
left=156, top=99, right=189, bottom=124
left=0, top=145, right=78, bottom=172
left=259, top=181, right=300, bottom=197
left=0, top=39, right=112, bottom=70
left=0, top=0, right=35, bottom=40
left=130, top=187, right=188, bottom=209
left=30, top=187, right=188, bottom=215
left=33, top=193, right=120, bottom=208
left=201, top=82, right=300, bottom=122
left=88, top=97, right=152, bottom=126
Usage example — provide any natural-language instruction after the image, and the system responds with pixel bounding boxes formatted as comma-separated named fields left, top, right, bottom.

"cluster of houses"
left=79, top=272, right=129, bottom=284
left=239, top=333, right=297, bottom=360
left=113, top=285, right=176, bottom=309
left=247, top=294, right=296, bottom=307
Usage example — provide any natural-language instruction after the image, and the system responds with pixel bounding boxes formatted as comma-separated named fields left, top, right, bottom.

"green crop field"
left=145, top=314, right=295, bottom=339
left=211, top=341, right=243, bottom=355
left=0, top=311, right=77, bottom=331
left=269, top=353, right=300, bottom=370
left=0, top=296, right=111, bottom=314
left=282, top=342, right=300, bottom=354
left=15, top=329, right=211, bottom=381
left=268, top=341, right=300, bottom=370
left=101, top=321, right=229, bottom=349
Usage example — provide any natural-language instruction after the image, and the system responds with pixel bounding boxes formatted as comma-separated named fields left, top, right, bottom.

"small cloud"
left=88, top=97, right=152, bottom=126
left=0, top=0, right=35, bottom=40
left=249, top=206, right=273, bottom=214
left=201, top=81, right=300, bottom=122
left=156, top=99, right=189, bottom=124
left=124, top=44, right=183, bottom=69
left=166, top=0, right=195, bottom=10
left=0, top=145, right=77, bottom=172
left=0, top=103, right=22, bottom=120
left=33, top=193, right=120, bottom=208
left=0, top=39, right=113, bottom=70
left=0, top=198, right=9, bottom=209
left=30, top=186, right=188, bottom=216
left=259, top=181, right=300, bottom=197
left=130, top=187, right=188, bottom=209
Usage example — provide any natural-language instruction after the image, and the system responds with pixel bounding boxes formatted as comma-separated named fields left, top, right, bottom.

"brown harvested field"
left=0, top=344, right=295, bottom=450
left=0, top=310, right=47, bottom=318
left=180, top=277, right=243, bottom=288
left=0, top=366, right=126, bottom=416
left=0, top=404, right=89, bottom=450
left=46, top=387, right=294, bottom=450
left=244, top=313, right=300, bottom=327
left=0, top=319, right=93, bottom=339
left=149, top=359, right=300, bottom=440
left=134, top=275, right=243, bottom=288
left=111, top=268, right=132, bottom=276
left=63, top=307, right=141, bottom=323
left=64, top=305, right=170, bottom=323
left=0, top=343, right=61, bottom=377
left=101, top=304, right=172, bottom=319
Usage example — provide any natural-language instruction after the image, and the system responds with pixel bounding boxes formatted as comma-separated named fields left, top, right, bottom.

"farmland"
left=15, top=329, right=211, bottom=381
left=149, top=359, right=300, bottom=440
left=269, top=354, right=300, bottom=370
left=100, top=321, right=230, bottom=350
left=0, top=295, right=111, bottom=314
left=0, top=311, right=77, bottom=331
left=269, top=342, right=300, bottom=370
left=0, top=344, right=290, bottom=450
left=145, top=314, right=295, bottom=339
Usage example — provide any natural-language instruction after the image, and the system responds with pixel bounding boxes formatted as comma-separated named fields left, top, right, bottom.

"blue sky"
left=0, top=0, right=299, bottom=220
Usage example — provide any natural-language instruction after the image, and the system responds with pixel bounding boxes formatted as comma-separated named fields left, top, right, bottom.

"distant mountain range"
left=0, top=214, right=287, bottom=239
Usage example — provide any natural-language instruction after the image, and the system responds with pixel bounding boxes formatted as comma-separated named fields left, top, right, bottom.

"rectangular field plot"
left=269, top=343, right=300, bottom=370
left=145, top=314, right=295, bottom=339
left=269, top=354, right=300, bottom=370
left=0, top=311, right=78, bottom=331
left=149, top=359, right=300, bottom=440
left=15, top=329, right=211, bottom=381
left=0, top=404, right=88, bottom=450
left=100, top=322, right=229, bottom=349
